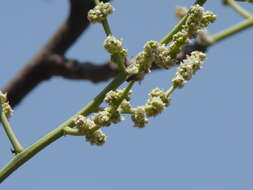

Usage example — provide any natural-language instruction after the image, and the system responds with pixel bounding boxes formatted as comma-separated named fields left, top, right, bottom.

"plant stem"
left=94, top=0, right=112, bottom=36
left=226, top=0, right=253, bottom=19
left=160, top=15, right=188, bottom=45
left=0, top=108, right=24, bottom=154
left=166, top=86, right=176, bottom=97
left=102, top=19, right=112, bottom=36
left=0, top=72, right=128, bottom=183
left=210, top=18, right=253, bottom=44
left=160, top=0, right=207, bottom=45
left=63, top=127, right=83, bottom=136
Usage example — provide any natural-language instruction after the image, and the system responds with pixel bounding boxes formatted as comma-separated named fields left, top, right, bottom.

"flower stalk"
left=0, top=107, right=24, bottom=154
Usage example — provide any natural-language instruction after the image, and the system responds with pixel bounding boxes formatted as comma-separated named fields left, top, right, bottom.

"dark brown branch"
left=45, top=54, right=118, bottom=82
left=2, top=0, right=99, bottom=107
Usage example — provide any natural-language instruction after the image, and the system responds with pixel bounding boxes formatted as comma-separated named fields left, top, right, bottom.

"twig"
left=2, top=0, right=102, bottom=107
left=224, top=0, right=253, bottom=18
left=0, top=107, right=24, bottom=154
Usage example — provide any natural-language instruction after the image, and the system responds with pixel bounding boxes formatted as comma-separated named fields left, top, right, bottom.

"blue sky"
left=1, top=1, right=253, bottom=189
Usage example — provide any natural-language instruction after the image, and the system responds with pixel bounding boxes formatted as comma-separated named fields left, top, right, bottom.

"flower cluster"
left=131, top=107, right=148, bottom=128
left=129, top=88, right=171, bottom=128
left=126, top=4, right=215, bottom=80
left=104, top=35, right=128, bottom=69
left=104, top=36, right=125, bottom=55
left=184, top=5, right=216, bottom=39
left=172, top=51, right=206, bottom=88
left=87, top=2, right=114, bottom=23
left=72, top=2, right=215, bottom=145
left=144, top=88, right=170, bottom=117
left=73, top=115, right=107, bottom=146
left=104, top=88, right=132, bottom=106
left=0, top=91, right=13, bottom=118
left=126, top=41, right=174, bottom=77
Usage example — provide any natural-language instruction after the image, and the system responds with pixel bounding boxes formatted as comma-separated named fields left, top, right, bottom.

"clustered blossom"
left=73, top=115, right=107, bottom=146
left=119, top=99, right=133, bottom=113
left=87, top=2, right=114, bottom=23
left=85, top=129, right=107, bottom=146
left=131, top=107, right=148, bottom=128
left=74, top=115, right=95, bottom=133
left=104, top=88, right=132, bottom=106
left=103, top=35, right=128, bottom=66
left=126, top=41, right=174, bottom=77
left=69, top=3, right=215, bottom=145
left=184, top=5, right=216, bottom=39
left=175, top=6, right=188, bottom=19
left=126, top=5, right=215, bottom=80
left=104, top=36, right=123, bottom=54
left=172, top=51, right=206, bottom=88
left=144, top=88, right=170, bottom=117
left=0, top=91, right=13, bottom=118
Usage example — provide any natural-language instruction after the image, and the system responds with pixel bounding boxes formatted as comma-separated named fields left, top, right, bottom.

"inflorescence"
left=0, top=91, right=13, bottom=118
left=88, top=2, right=114, bottom=23
left=64, top=2, right=216, bottom=146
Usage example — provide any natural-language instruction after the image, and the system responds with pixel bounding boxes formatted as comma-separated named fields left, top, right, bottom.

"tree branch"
left=2, top=0, right=99, bottom=107
left=2, top=38, right=207, bottom=108
left=44, top=54, right=118, bottom=82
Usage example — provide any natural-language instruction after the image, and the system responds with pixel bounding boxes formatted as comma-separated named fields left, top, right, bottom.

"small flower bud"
left=93, top=110, right=111, bottom=127
left=126, top=63, right=139, bottom=75
left=104, top=36, right=124, bottom=54
left=175, top=6, right=188, bottom=19
left=105, top=88, right=132, bottom=106
left=0, top=91, right=7, bottom=104
left=74, top=115, right=95, bottom=133
left=88, top=2, right=114, bottom=23
left=172, top=51, right=206, bottom=88
left=145, top=97, right=166, bottom=117
left=2, top=102, right=13, bottom=118
left=110, top=110, right=123, bottom=124
left=86, top=129, right=107, bottom=146
left=149, top=88, right=170, bottom=106
left=172, top=73, right=186, bottom=88
left=131, top=107, right=148, bottom=128
left=144, top=40, right=159, bottom=55
left=119, top=100, right=133, bottom=113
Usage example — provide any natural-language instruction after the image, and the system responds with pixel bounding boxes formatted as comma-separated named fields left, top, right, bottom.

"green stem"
left=210, top=18, right=253, bottom=44
left=160, top=0, right=207, bottom=45
left=160, top=15, right=188, bottom=45
left=63, top=127, right=84, bottom=136
left=226, top=0, right=253, bottom=18
left=0, top=107, right=24, bottom=154
left=112, top=54, right=126, bottom=73
left=0, top=72, right=128, bottom=183
left=166, top=86, right=176, bottom=97
left=78, top=72, right=128, bottom=116
left=116, top=81, right=135, bottom=108
left=94, top=0, right=100, bottom=5
left=65, top=81, right=135, bottom=136
left=94, top=0, right=112, bottom=36
left=102, top=19, right=112, bottom=36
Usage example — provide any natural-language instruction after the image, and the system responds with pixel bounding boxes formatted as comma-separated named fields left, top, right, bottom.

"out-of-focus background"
left=1, top=1, right=253, bottom=189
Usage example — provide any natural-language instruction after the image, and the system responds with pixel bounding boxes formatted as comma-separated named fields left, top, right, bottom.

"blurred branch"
left=1, top=0, right=103, bottom=107
left=44, top=54, right=118, bottom=82
left=224, top=0, right=253, bottom=18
